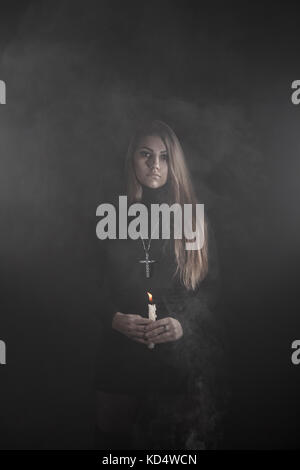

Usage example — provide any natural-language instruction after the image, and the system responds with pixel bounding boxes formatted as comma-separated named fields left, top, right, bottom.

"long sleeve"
left=160, top=219, right=227, bottom=394
left=160, top=221, right=228, bottom=446
left=161, top=219, right=221, bottom=339
left=96, top=240, right=119, bottom=331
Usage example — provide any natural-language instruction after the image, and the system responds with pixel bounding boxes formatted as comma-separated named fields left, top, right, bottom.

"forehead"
left=137, top=134, right=166, bottom=152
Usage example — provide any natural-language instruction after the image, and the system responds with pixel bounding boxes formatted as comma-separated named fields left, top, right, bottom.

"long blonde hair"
left=125, top=120, right=208, bottom=291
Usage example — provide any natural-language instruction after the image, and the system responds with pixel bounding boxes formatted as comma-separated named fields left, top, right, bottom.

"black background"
left=0, top=0, right=300, bottom=449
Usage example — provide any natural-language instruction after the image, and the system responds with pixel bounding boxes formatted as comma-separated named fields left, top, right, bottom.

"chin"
left=146, top=180, right=163, bottom=189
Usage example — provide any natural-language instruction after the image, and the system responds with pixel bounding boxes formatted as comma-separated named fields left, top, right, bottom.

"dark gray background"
left=0, top=0, right=300, bottom=449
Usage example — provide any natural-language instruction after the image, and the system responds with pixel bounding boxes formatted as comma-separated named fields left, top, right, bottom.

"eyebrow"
left=140, top=146, right=168, bottom=153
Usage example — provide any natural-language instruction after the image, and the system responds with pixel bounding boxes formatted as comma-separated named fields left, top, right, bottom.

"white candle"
left=147, top=292, right=157, bottom=349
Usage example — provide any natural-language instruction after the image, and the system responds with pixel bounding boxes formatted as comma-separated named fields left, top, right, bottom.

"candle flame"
left=147, top=292, right=152, bottom=303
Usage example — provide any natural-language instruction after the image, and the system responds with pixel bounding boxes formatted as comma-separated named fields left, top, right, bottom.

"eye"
left=161, top=154, right=168, bottom=161
left=140, top=150, right=151, bottom=158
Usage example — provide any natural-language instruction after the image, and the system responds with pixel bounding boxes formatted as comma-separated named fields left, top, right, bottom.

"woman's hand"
left=144, top=317, right=183, bottom=344
left=112, top=312, right=153, bottom=345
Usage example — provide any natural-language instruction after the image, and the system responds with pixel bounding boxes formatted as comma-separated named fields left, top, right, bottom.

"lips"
left=149, top=173, right=160, bottom=178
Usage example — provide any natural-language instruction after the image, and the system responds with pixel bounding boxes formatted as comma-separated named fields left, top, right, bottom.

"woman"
left=94, top=120, right=226, bottom=450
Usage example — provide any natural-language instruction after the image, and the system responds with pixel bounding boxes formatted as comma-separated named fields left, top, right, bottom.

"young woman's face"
left=133, top=135, right=169, bottom=189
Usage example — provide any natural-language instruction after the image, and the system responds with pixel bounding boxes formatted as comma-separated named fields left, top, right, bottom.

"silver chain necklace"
left=139, top=220, right=160, bottom=278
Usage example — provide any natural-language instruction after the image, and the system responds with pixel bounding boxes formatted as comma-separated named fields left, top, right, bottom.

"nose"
left=148, top=154, right=160, bottom=170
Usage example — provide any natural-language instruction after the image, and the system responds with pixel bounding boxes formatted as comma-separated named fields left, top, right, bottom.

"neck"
left=141, top=182, right=170, bottom=206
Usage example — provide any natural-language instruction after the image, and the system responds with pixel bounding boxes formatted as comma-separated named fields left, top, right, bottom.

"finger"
left=145, top=319, right=168, bottom=332
left=127, top=322, right=153, bottom=334
left=146, top=325, right=166, bottom=339
left=134, top=325, right=151, bottom=333
left=150, top=327, right=177, bottom=343
left=131, top=330, right=147, bottom=339
left=151, top=333, right=174, bottom=344
left=124, top=324, right=146, bottom=338
left=134, top=317, right=154, bottom=325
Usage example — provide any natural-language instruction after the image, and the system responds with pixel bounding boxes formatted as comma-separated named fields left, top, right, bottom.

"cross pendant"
left=139, top=251, right=156, bottom=278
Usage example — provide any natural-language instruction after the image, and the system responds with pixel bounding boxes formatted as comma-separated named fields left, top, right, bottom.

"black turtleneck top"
left=94, top=183, right=222, bottom=398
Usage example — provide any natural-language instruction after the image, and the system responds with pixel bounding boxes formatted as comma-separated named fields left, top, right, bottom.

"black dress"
left=94, top=184, right=227, bottom=449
